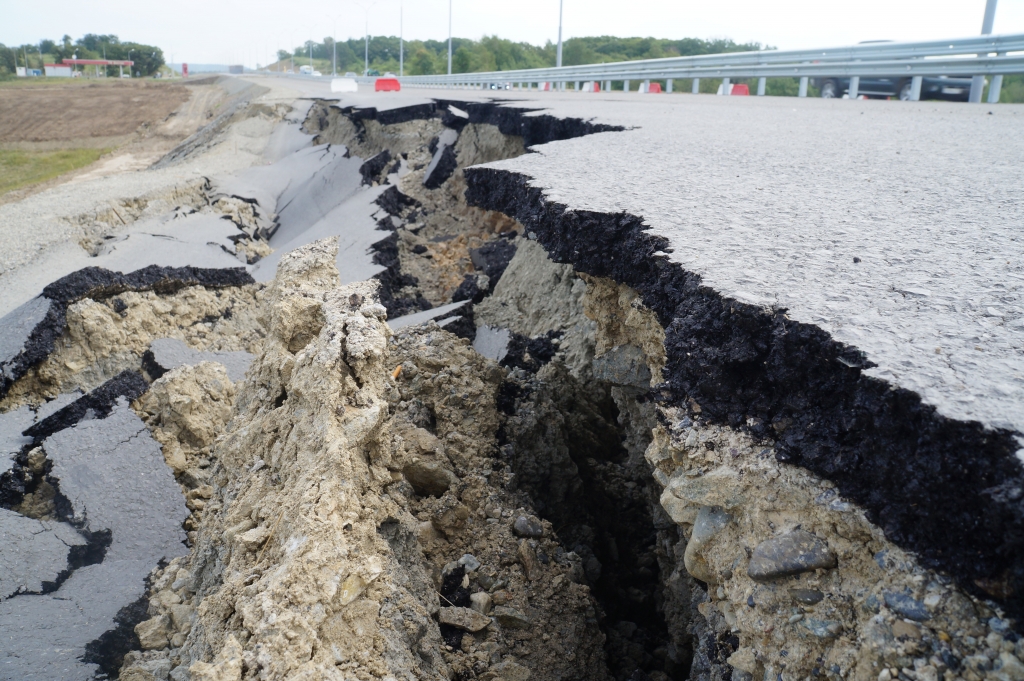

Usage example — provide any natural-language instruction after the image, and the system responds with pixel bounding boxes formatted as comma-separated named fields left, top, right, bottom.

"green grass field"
left=0, top=147, right=108, bottom=195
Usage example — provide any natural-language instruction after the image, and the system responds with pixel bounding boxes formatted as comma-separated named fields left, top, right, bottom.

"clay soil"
left=0, top=79, right=192, bottom=145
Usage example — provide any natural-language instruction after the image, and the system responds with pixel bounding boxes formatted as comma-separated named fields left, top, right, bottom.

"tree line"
left=278, top=35, right=768, bottom=76
left=0, top=34, right=165, bottom=78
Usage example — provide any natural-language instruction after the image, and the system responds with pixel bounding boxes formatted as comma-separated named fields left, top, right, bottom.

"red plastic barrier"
left=375, top=78, right=401, bottom=92
left=647, top=82, right=662, bottom=93
left=731, top=83, right=750, bottom=96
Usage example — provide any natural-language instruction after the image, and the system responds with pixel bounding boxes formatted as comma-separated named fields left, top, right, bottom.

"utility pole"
left=448, top=0, right=453, bottom=75
left=309, top=39, right=313, bottom=74
left=556, top=0, right=564, bottom=68
left=968, top=0, right=998, bottom=102
left=365, top=19, right=369, bottom=75
left=333, top=19, right=337, bottom=76
left=400, top=2, right=404, bottom=77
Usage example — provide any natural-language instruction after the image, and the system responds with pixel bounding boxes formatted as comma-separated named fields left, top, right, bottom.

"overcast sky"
left=3, top=0, right=1023, bottom=66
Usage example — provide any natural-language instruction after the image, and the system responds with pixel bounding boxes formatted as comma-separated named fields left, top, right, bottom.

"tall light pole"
left=400, top=1, right=404, bottom=78
left=359, top=1, right=378, bottom=76
left=447, top=0, right=453, bottom=75
left=556, top=0, right=564, bottom=68
left=968, top=0, right=999, bottom=102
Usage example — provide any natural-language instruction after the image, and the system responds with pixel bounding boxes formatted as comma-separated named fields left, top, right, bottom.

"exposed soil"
left=0, top=80, right=192, bottom=145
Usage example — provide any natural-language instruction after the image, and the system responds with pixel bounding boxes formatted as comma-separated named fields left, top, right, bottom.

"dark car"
left=814, top=40, right=973, bottom=101
left=815, top=75, right=972, bottom=101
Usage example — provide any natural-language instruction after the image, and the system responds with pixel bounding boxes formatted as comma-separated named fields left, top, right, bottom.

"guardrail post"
left=722, top=77, right=731, bottom=95
left=667, top=79, right=674, bottom=93
left=988, top=74, right=1004, bottom=102
left=692, top=78, right=700, bottom=94
left=575, top=81, right=580, bottom=91
left=605, top=80, right=611, bottom=92
left=849, top=76, right=860, bottom=99
left=642, top=79, right=650, bottom=93
left=757, top=77, right=766, bottom=96
left=624, top=80, right=630, bottom=92
left=798, top=77, right=809, bottom=97
left=910, top=75, right=923, bottom=101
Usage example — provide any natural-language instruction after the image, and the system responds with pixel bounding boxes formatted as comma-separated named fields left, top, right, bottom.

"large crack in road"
left=0, top=86, right=1022, bottom=681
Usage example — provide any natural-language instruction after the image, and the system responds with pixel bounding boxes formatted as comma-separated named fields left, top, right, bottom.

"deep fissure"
left=303, top=97, right=689, bottom=679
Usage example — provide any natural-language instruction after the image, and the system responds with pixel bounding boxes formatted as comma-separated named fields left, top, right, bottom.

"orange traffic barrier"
left=647, top=83, right=662, bottom=93
left=731, top=83, right=750, bottom=96
left=375, top=78, right=401, bottom=92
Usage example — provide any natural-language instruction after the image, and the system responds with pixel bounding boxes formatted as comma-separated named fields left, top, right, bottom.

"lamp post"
left=447, top=0, right=453, bottom=75
left=128, top=49, right=134, bottom=78
left=556, top=0, right=564, bottom=68
left=400, top=1, right=404, bottom=78
left=356, top=1, right=379, bottom=76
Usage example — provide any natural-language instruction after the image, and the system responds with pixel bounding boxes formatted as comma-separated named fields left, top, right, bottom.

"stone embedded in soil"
left=800, top=617, right=842, bottom=639
left=439, top=606, right=492, bottom=632
left=403, top=459, right=456, bottom=497
left=789, top=588, right=825, bottom=605
left=518, top=540, right=542, bottom=580
left=135, top=615, right=171, bottom=650
left=490, top=659, right=532, bottom=681
left=470, top=591, right=493, bottom=615
left=747, top=529, right=837, bottom=582
left=493, top=606, right=531, bottom=629
left=891, top=619, right=922, bottom=640
left=683, top=505, right=732, bottom=583
left=512, top=514, right=544, bottom=537
left=884, top=590, right=931, bottom=621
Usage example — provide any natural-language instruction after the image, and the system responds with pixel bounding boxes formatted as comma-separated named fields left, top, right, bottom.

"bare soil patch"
left=0, top=80, right=191, bottom=145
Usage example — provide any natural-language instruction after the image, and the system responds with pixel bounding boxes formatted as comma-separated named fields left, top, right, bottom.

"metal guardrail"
left=378, top=32, right=1024, bottom=102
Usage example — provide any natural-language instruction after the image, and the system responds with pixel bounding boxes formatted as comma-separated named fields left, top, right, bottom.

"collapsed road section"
left=0, top=84, right=1022, bottom=681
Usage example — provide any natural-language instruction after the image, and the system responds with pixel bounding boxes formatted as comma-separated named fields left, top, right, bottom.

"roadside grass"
left=0, top=147, right=108, bottom=195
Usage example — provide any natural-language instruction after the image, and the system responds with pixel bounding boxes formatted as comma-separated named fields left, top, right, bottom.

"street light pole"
left=333, top=19, right=337, bottom=76
left=556, top=0, right=564, bottom=68
left=448, top=0, right=453, bottom=75
left=400, top=1, right=404, bottom=78
left=969, top=0, right=998, bottom=102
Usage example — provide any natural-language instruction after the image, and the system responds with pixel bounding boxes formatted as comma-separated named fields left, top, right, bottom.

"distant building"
left=45, top=64, right=73, bottom=77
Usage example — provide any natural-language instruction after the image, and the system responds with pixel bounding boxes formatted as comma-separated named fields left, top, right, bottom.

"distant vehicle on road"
left=814, top=40, right=972, bottom=101
left=815, top=75, right=972, bottom=101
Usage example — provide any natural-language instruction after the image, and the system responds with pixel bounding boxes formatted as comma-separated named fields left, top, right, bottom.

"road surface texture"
left=0, top=74, right=1022, bottom=681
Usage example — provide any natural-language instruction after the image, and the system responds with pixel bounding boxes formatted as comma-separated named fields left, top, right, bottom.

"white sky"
left=2, top=0, right=1023, bottom=67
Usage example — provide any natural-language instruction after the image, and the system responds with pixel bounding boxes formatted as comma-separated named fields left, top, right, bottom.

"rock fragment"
left=490, top=659, right=532, bottom=681
left=135, top=615, right=171, bottom=650
left=884, top=591, right=930, bottom=621
left=403, top=459, right=456, bottom=497
left=439, top=606, right=491, bottom=632
left=470, top=591, right=493, bottom=615
left=493, top=606, right=531, bottom=629
left=512, top=514, right=544, bottom=537
left=747, top=529, right=837, bottom=582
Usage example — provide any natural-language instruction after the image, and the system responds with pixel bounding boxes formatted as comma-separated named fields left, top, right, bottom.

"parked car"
left=814, top=40, right=973, bottom=101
